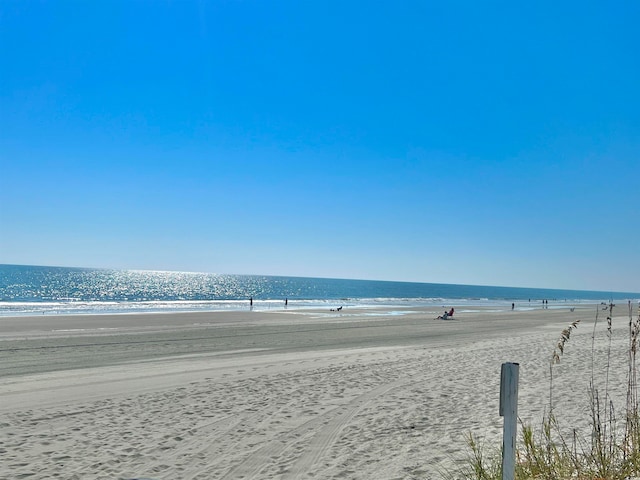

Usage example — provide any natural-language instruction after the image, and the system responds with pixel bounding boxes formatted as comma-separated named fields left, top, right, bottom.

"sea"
left=0, top=264, right=638, bottom=317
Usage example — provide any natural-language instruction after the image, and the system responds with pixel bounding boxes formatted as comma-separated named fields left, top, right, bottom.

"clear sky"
left=1, top=1, right=639, bottom=292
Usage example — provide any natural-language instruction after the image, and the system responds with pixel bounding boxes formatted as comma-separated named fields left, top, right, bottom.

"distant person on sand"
left=512, top=303, right=515, bottom=310
left=448, top=308, right=454, bottom=317
left=250, top=296, right=253, bottom=307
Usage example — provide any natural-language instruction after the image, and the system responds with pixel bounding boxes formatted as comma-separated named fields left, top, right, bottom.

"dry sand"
left=0, top=303, right=635, bottom=479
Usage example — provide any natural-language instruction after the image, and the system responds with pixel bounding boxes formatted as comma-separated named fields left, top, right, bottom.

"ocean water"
left=0, top=264, right=638, bottom=317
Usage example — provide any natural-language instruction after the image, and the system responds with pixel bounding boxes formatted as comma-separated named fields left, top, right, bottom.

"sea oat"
left=552, top=320, right=580, bottom=365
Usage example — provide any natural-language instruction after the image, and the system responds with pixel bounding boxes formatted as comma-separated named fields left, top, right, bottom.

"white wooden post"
left=500, top=362, right=519, bottom=480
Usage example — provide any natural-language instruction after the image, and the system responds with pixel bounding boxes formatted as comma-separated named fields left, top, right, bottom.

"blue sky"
left=1, top=1, right=639, bottom=292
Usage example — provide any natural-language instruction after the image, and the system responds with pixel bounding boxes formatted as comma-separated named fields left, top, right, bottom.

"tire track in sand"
left=221, top=378, right=407, bottom=480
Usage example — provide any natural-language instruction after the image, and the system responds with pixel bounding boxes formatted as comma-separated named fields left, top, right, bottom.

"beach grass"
left=450, top=302, right=640, bottom=480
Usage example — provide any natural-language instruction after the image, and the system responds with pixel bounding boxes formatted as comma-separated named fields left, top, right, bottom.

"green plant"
left=454, top=302, right=640, bottom=479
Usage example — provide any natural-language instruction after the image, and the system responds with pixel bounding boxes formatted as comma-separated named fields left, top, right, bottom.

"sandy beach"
left=0, top=303, right=634, bottom=479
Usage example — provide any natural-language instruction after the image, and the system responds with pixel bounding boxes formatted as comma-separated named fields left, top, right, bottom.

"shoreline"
left=1, top=304, right=634, bottom=478
left=0, top=296, right=621, bottom=318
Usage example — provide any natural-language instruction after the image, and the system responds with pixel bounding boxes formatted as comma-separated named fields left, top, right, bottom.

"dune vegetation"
left=453, top=302, right=640, bottom=480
